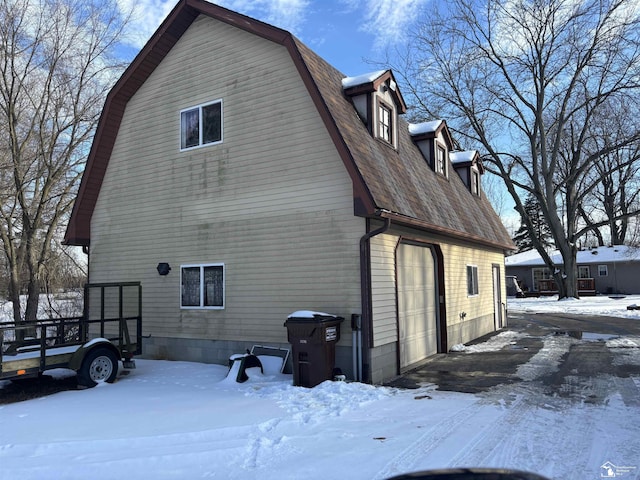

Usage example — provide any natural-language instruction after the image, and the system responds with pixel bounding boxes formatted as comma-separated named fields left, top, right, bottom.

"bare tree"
left=389, top=0, right=640, bottom=298
left=0, top=0, right=129, bottom=325
left=576, top=99, right=640, bottom=245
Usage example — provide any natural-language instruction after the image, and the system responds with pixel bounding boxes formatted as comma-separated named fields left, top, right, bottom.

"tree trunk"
left=8, top=280, right=21, bottom=324
left=25, top=275, right=40, bottom=323
left=557, top=247, right=580, bottom=299
left=7, top=263, right=27, bottom=340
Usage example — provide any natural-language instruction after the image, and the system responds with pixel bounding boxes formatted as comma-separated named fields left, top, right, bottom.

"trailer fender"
left=68, top=339, right=121, bottom=372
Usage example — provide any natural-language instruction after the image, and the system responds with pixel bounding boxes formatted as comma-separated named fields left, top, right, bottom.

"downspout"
left=82, top=245, right=90, bottom=284
left=358, top=215, right=391, bottom=383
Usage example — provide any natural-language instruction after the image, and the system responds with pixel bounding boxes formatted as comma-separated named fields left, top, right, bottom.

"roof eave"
left=379, top=210, right=515, bottom=251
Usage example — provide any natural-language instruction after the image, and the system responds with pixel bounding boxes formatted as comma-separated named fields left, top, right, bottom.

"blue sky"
left=121, top=0, right=429, bottom=76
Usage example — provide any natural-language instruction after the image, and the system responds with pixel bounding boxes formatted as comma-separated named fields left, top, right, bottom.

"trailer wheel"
left=78, top=347, right=119, bottom=387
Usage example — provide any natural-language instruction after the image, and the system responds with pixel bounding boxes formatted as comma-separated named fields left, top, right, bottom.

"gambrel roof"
left=64, top=0, right=513, bottom=250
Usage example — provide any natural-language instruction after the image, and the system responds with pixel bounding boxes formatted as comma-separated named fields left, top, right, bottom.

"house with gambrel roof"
left=64, top=0, right=514, bottom=384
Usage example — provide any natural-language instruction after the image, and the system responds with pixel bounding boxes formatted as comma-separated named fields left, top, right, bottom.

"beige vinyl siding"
left=89, top=15, right=363, bottom=344
left=443, top=243, right=505, bottom=346
left=370, top=234, right=399, bottom=347
left=370, top=227, right=505, bottom=349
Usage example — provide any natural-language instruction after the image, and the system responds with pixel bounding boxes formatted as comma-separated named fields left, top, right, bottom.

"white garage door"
left=397, top=243, right=438, bottom=369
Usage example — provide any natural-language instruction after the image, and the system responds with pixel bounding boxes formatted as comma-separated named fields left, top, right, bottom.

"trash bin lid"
left=287, top=310, right=343, bottom=322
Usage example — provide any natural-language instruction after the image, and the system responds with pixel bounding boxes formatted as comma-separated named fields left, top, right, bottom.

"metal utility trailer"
left=1, top=282, right=142, bottom=388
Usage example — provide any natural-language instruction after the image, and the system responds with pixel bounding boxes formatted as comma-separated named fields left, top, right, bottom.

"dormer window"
left=377, top=101, right=393, bottom=144
left=436, top=145, right=447, bottom=175
left=342, top=69, right=407, bottom=149
left=450, top=150, right=484, bottom=195
left=472, top=170, right=480, bottom=195
left=409, top=120, right=453, bottom=178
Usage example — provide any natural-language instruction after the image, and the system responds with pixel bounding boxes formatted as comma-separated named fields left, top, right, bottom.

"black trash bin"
left=284, top=311, right=344, bottom=388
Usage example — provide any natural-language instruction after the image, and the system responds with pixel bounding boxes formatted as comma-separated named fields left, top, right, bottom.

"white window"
left=472, top=170, right=480, bottom=195
left=436, top=145, right=447, bottom=176
left=578, top=266, right=590, bottom=278
left=181, top=264, right=225, bottom=309
left=378, top=102, right=393, bottom=144
left=180, top=100, right=222, bottom=150
left=598, top=265, right=608, bottom=276
left=467, top=265, right=479, bottom=296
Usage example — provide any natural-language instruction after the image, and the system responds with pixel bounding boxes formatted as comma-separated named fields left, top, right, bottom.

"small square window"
left=180, top=100, right=222, bottom=150
left=181, top=264, right=225, bottom=309
left=467, top=265, right=479, bottom=296
left=598, top=265, right=608, bottom=277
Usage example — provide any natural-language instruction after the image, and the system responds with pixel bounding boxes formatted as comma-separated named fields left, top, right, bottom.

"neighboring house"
left=64, top=0, right=514, bottom=384
left=505, top=245, right=640, bottom=295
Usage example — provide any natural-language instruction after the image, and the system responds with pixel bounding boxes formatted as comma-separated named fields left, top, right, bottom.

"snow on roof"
left=408, top=120, right=443, bottom=136
left=287, top=310, right=338, bottom=319
left=341, top=70, right=387, bottom=89
left=450, top=150, right=477, bottom=164
left=505, top=245, right=640, bottom=266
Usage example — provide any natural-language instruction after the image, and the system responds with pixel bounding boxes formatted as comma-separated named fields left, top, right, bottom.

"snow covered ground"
left=507, top=293, right=640, bottom=319
left=1, top=296, right=639, bottom=480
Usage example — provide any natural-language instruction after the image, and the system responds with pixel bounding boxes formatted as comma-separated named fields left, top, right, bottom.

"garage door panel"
left=398, top=243, right=438, bottom=368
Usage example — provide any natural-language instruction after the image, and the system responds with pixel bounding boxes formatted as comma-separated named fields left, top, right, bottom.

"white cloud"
left=224, top=0, right=310, bottom=34
left=118, top=0, right=427, bottom=54
left=118, top=0, right=310, bottom=50
left=358, top=0, right=429, bottom=49
left=117, top=0, right=176, bottom=49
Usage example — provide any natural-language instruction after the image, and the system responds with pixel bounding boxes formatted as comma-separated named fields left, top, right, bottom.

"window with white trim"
left=181, top=264, right=225, bottom=309
left=467, top=265, right=479, bottom=296
left=598, top=265, right=608, bottom=276
left=377, top=102, right=393, bottom=144
left=472, top=170, right=480, bottom=195
left=180, top=100, right=222, bottom=150
left=436, top=145, right=447, bottom=176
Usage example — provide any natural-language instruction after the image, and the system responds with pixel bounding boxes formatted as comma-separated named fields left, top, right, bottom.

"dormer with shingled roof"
left=408, top=119, right=454, bottom=178
left=342, top=70, right=407, bottom=150
left=450, top=150, right=484, bottom=196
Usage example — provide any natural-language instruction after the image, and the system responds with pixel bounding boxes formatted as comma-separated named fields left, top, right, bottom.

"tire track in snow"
left=443, top=333, right=600, bottom=477
left=445, top=382, right=619, bottom=480
left=371, top=399, right=491, bottom=480
left=373, top=334, right=589, bottom=479
left=442, top=392, right=530, bottom=469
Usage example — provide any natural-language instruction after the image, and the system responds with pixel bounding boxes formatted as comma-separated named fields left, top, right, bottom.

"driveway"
left=386, top=312, right=640, bottom=405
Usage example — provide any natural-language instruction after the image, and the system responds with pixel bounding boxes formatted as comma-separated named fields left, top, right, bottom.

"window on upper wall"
left=598, top=265, right=608, bottom=276
left=180, top=100, right=223, bottom=150
left=472, top=170, right=480, bottom=195
left=467, top=265, right=479, bottom=296
left=436, top=145, right=447, bottom=176
left=377, top=101, right=393, bottom=145
left=181, top=263, right=225, bottom=309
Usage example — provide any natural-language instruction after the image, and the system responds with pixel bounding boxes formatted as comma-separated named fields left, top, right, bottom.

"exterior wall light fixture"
left=157, top=262, right=171, bottom=276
